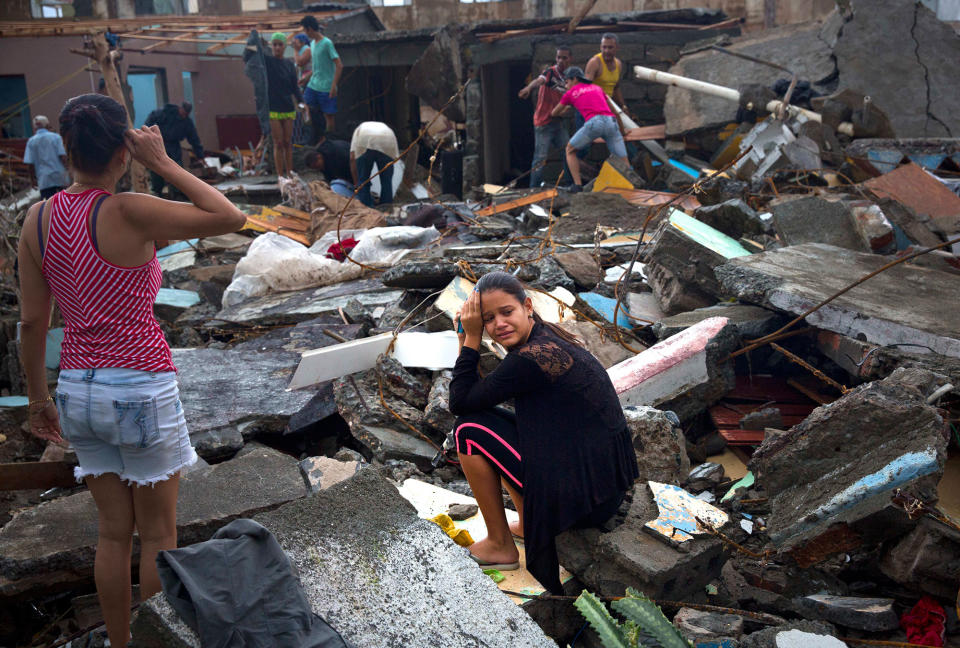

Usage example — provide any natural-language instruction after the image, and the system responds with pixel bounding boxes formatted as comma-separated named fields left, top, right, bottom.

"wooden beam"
left=89, top=33, right=150, bottom=194
left=138, top=27, right=210, bottom=53
left=0, top=461, right=76, bottom=491
left=568, top=0, right=600, bottom=34
left=473, top=189, right=558, bottom=218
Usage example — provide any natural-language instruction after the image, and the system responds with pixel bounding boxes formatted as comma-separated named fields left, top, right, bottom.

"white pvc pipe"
left=634, top=65, right=855, bottom=136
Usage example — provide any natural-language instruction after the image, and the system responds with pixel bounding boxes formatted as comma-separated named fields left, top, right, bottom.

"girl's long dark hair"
left=59, top=94, right=128, bottom=175
left=475, top=271, right=583, bottom=347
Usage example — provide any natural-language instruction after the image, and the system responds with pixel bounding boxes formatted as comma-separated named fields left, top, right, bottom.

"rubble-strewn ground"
left=2, top=1, right=960, bottom=646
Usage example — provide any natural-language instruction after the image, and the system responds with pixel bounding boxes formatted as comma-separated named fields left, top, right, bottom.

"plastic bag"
left=221, top=232, right=363, bottom=307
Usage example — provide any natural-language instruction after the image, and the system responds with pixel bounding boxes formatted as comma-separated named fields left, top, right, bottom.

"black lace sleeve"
left=516, top=341, right=574, bottom=381
left=448, top=347, right=549, bottom=416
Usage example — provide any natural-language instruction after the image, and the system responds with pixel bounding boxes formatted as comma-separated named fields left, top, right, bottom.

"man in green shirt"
left=299, top=15, right=343, bottom=142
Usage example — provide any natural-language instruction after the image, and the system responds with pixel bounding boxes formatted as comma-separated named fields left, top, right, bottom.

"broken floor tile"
left=750, top=368, right=949, bottom=550
left=298, top=455, right=364, bottom=494
left=0, top=446, right=307, bottom=599
left=774, top=630, right=847, bottom=648
left=608, top=316, right=739, bottom=422
left=624, top=406, right=689, bottom=485
left=645, top=481, right=729, bottom=546
left=716, top=243, right=960, bottom=359
left=797, top=594, right=898, bottom=632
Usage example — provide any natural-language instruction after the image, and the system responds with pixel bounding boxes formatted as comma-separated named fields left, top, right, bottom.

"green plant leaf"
left=612, top=592, right=691, bottom=648
left=574, top=590, right=630, bottom=648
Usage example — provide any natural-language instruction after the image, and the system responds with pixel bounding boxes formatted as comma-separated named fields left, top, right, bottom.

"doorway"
left=128, top=66, right=169, bottom=128
left=0, top=75, right=31, bottom=139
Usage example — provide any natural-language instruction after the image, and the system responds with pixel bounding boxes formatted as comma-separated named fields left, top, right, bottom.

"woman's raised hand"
left=458, top=290, right=484, bottom=341
left=125, top=125, right=173, bottom=172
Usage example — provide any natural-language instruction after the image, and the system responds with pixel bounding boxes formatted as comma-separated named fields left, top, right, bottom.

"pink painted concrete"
left=607, top=316, right=729, bottom=394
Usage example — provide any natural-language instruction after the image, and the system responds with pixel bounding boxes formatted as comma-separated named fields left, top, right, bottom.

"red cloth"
left=900, top=596, right=946, bottom=647
left=532, top=66, right=565, bottom=128
left=325, top=237, right=357, bottom=262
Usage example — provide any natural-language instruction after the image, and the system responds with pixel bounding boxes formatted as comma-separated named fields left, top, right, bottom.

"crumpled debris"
left=427, top=513, right=474, bottom=547
left=900, top=596, right=946, bottom=647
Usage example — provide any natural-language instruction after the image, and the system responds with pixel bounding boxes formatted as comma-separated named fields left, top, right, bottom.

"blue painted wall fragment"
left=578, top=292, right=633, bottom=329
left=770, top=449, right=941, bottom=543
left=155, top=288, right=201, bottom=309
left=45, top=328, right=64, bottom=370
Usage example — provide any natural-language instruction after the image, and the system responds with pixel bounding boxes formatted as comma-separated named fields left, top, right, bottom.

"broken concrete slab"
left=653, top=303, right=782, bottom=341
left=557, top=484, right=725, bottom=600
left=674, top=607, right=744, bottom=645
left=552, top=192, right=648, bottom=244
left=644, top=209, right=752, bottom=315
left=214, top=278, right=402, bottom=327
left=608, top=316, right=739, bottom=422
left=232, top=319, right=363, bottom=354
left=154, top=288, right=202, bottom=322
left=716, top=243, right=960, bottom=359
left=557, top=320, right=636, bottom=369
left=298, top=455, right=364, bottom=494
left=333, top=372, right=438, bottom=469
left=769, top=196, right=869, bottom=252
left=749, top=368, right=949, bottom=550
left=694, top=198, right=771, bottom=240
left=173, top=348, right=325, bottom=461
left=815, top=330, right=960, bottom=385
left=423, top=370, right=455, bottom=435
left=260, top=469, right=555, bottom=647
left=739, top=621, right=839, bottom=648
left=0, top=446, right=307, bottom=598
left=623, top=406, right=689, bottom=485
left=796, top=594, right=899, bottom=632
left=376, top=353, right=431, bottom=410
left=554, top=250, right=603, bottom=290
left=835, top=0, right=960, bottom=139
left=880, top=517, right=960, bottom=598
left=380, top=260, right=458, bottom=290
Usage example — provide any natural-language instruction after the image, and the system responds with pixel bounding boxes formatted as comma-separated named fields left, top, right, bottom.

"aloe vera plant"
left=572, top=588, right=692, bottom=648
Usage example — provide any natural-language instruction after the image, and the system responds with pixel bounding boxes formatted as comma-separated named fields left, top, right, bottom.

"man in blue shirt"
left=299, top=15, right=343, bottom=143
left=23, top=116, right=69, bottom=199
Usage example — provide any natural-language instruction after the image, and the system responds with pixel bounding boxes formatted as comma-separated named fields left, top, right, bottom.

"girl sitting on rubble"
left=17, top=93, right=246, bottom=647
left=450, top=271, right=638, bottom=594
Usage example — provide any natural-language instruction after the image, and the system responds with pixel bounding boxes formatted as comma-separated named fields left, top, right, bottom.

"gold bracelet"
left=28, top=396, right=53, bottom=409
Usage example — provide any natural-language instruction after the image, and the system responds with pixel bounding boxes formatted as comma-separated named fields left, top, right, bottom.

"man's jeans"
left=356, top=149, right=393, bottom=207
left=530, top=121, right=570, bottom=189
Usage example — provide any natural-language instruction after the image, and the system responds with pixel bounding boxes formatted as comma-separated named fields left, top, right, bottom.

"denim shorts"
left=56, top=368, right=197, bottom=486
left=568, top=114, right=627, bottom=159
left=303, top=87, right=337, bottom=114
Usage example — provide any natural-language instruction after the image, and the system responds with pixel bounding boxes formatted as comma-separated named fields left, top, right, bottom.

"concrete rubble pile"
left=1, top=0, right=960, bottom=645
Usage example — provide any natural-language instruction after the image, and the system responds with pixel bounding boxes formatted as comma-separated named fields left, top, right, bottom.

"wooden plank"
left=599, top=187, right=702, bottom=212
left=0, top=461, right=76, bottom=491
left=718, top=430, right=765, bottom=446
left=473, top=189, right=557, bottom=218
left=624, top=124, right=667, bottom=141
left=272, top=205, right=313, bottom=223
left=243, top=216, right=310, bottom=245
left=568, top=0, right=600, bottom=33
left=139, top=28, right=209, bottom=53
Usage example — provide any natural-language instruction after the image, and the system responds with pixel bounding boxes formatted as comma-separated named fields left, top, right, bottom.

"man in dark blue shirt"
left=144, top=102, right=204, bottom=198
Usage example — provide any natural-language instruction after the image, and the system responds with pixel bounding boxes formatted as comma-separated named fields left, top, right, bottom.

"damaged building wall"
left=374, top=0, right=835, bottom=31
left=663, top=0, right=960, bottom=138
left=0, top=35, right=254, bottom=151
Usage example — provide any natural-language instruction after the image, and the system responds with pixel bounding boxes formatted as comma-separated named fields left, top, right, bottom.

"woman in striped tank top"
left=17, top=93, right=245, bottom=647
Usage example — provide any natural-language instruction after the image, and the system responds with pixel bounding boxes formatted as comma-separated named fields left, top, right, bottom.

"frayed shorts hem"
left=74, top=450, right=198, bottom=487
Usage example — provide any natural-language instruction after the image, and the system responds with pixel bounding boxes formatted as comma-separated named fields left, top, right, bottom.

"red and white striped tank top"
left=41, top=189, right=176, bottom=372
